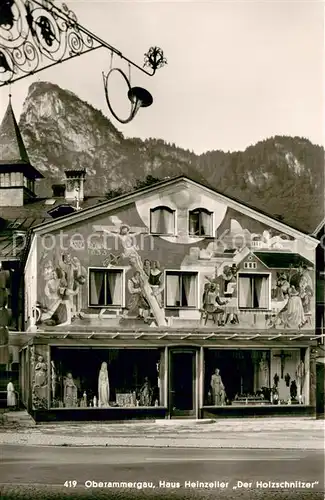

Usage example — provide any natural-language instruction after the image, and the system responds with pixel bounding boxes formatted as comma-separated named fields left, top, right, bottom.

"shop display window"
left=50, top=347, right=165, bottom=409
left=204, top=349, right=272, bottom=406
left=204, top=348, right=307, bottom=406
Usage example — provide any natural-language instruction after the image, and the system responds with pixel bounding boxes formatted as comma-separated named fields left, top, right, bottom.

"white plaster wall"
left=135, top=184, right=228, bottom=244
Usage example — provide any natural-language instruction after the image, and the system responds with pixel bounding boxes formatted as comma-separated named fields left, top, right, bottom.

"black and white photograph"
left=0, top=0, right=324, bottom=499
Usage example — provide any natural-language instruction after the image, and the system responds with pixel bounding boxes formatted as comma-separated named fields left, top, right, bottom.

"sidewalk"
left=0, top=414, right=324, bottom=449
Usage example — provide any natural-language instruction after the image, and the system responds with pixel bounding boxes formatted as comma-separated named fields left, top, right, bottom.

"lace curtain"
left=90, top=270, right=122, bottom=306
left=166, top=273, right=197, bottom=307
left=150, top=207, right=174, bottom=234
left=239, top=275, right=269, bottom=309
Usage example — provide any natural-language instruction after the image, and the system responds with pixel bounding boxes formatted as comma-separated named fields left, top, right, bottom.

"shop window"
left=89, top=268, right=124, bottom=307
left=150, top=206, right=175, bottom=235
left=204, top=349, right=272, bottom=406
left=188, top=208, right=213, bottom=236
left=165, top=271, right=198, bottom=308
left=238, top=273, right=270, bottom=310
left=50, top=347, right=165, bottom=408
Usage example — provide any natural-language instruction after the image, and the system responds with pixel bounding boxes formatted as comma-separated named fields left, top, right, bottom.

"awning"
left=10, top=330, right=324, bottom=346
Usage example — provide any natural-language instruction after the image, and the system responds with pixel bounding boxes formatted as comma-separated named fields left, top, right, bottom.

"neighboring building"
left=312, top=218, right=325, bottom=417
left=0, top=100, right=323, bottom=420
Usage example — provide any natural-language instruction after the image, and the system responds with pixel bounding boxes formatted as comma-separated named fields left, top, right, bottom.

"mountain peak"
left=15, top=81, right=324, bottom=234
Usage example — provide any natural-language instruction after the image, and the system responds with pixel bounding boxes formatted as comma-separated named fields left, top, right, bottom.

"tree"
left=134, top=175, right=162, bottom=190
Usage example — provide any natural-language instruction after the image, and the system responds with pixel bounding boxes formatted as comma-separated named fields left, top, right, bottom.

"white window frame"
left=244, top=261, right=257, bottom=269
left=237, top=271, right=271, bottom=311
left=164, top=270, right=199, bottom=309
left=149, top=206, right=176, bottom=236
left=188, top=207, right=214, bottom=237
left=88, top=267, right=126, bottom=308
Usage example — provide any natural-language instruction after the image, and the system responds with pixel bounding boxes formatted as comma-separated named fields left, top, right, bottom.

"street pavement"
left=1, top=445, right=324, bottom=500
left=0, top=416, right=324, bottom=449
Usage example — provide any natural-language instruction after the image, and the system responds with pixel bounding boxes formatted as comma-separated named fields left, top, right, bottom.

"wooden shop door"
left=169, top=348, right=197, bottom=418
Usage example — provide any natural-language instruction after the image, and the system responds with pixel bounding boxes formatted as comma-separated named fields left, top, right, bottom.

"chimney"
left=64, top=169, right=86, bottom=203
left=51, top=184, right=66, bottom=197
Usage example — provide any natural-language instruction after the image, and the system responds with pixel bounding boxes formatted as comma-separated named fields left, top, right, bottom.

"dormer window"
left=189, top=208, right=213, bottom=236
left=150, top=206, right=175, bottom=235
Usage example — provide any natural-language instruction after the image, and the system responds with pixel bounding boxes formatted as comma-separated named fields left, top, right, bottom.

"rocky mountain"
left=19, top=82, right=324, bottom=234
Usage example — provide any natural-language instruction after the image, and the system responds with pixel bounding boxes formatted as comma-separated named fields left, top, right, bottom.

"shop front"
left=19, top=331, right=317, bottom=422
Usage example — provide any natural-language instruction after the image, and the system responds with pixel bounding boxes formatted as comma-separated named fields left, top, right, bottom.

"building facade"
left=20, top=176, right=320, bottom=421
left=0, top=100, right=323, bottom=420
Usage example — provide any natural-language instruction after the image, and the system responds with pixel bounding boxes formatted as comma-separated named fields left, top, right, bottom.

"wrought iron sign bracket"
left=0, top=0, right=167, bottom=122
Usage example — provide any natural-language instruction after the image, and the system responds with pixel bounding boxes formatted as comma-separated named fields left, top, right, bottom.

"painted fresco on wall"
left=32, top=183, right=316, bottom=331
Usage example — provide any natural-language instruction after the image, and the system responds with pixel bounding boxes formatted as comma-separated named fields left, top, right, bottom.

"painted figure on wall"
left=222, top=265, right=238, bottom=296
left=63, top=373, right=78, bottom=408
left=148, top=261, right=164, bottom=307
left=202, top=281, right=230, bottom=325
left=94, top=223, right=167, bottom=327
left=273, top=273, right=290, bottom=301
left=277, top=286, right=306, bottom=329
left=40, top=252, right=86, bottom=327
left=210, top=368, right=226, bottom=405
left=271, top=262, right=314, bottom=328
left=127, top=271, right=150, bottom=321
left=98, top=361, right=110, bottom=407
left=143, top=259, right=151, bottom=278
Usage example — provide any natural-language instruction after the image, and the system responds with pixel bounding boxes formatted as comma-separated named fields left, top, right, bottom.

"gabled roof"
left=29, top=175, right=319, bottom=246
left=312, top=218, right=325, bottom=238
left=0, top=98, right=30, bottom=164
left=0, top=97, right=43, bottom=178
left=253, top=252, right=313, bottom=269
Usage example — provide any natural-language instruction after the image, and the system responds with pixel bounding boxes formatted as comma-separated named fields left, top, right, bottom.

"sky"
left=0, top=0, right=323, bottom=154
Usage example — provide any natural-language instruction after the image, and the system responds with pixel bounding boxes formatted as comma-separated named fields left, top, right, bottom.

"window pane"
left=239, top=275, right=269, bottom=309
left=106, top=271, right=122, bottom=306
left=50, top=347, right=165, bottom=408
left=253, top=276, right=269, bottom=308
left=239, top=276, right=252, bottom=307
left=204, top=349, right=275, bottom=406
left=181, top=274, right=197, bottom=306
left=89, top=271, right=106, bottom=306
left=166, top=274, right=180, bottom=306
left=151, top=208, right=174, bottom=234
left=200, top=210, right=212, bottom=235
left=189, top=212, right=199, bottom=235
left=189, top=210, right=212, bottom=236
left=90, top=270, right=122, bottom=306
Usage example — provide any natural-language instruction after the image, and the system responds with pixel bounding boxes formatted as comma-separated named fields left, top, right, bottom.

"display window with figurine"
left=49, top=347, right=165, bottom=409
left=203, top=348, right=309, bottom=407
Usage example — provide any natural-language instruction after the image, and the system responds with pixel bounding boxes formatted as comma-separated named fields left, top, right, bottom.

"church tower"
left=0, top=96, right=43, bottom=207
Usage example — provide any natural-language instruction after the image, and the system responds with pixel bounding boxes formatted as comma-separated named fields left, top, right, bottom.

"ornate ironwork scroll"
left=0, top=0, right=167, bottom=87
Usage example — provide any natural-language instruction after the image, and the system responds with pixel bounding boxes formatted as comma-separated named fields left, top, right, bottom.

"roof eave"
left=28, top=175, right=320, bottom=245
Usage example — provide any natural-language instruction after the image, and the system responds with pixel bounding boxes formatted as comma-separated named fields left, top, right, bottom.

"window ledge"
left=165, top=307, right=198, bottom=310
left=150, top=233, right=176, bottom=237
